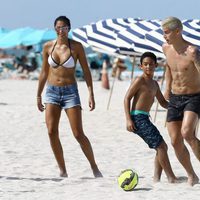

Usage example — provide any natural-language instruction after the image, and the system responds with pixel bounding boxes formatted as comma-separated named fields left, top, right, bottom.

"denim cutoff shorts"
left=44, top=83, right=81, bottom=109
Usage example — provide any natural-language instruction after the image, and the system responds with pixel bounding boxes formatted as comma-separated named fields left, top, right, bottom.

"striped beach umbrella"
left=84, top=18, right=139, bottom=53
left=95, top=18, right=140, bottom=33
left=182, top=19, right=200, bottom=48
left=72, top=26, right=90, bottom=48
left=116, top=20, right=165, bottom=58
left=72, top=18, right=141, bottom=54
left=145, top=19, right=200, bottom=54
left=145, top=28, right=164, bottom=53
left=115, top=47, right=141, bottom=56
left=85, top=21, right=118, bottom=53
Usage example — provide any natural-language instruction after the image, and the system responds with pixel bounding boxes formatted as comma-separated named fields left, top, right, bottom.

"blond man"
left=162, top=16, right=200, bottom=186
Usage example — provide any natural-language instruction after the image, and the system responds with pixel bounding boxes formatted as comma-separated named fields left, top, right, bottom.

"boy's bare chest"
left=141, top=81, right=157, bottom=96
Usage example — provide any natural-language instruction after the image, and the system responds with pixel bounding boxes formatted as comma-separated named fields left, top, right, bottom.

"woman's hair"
left=161, top=16, right=183, bottom=31
left=54, top=16, right=71, bottom=30
left=140, top=52, right=157, bottom=64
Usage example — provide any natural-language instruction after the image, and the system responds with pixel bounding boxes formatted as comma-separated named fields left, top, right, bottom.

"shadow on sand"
left=0, top=175, right=63, bottom=182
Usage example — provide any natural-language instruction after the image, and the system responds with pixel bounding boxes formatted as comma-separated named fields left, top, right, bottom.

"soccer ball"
left=118, top=169, right=138, bottom=191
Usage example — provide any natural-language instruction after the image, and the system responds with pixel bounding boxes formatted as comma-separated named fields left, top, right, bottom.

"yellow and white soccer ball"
left=118, top=169, right=138, bottom=191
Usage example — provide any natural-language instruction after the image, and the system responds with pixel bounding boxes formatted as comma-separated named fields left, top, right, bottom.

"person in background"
left=112, top=58, right=127, bottom=80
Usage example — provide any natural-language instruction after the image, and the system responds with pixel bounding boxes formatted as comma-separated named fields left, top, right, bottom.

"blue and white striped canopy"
left=115, top=47, right=140, bottom=56
left=145, top=19, right=200, bottom=54
left=182, top=19, right=200, bottom=48
left=71, top=18, right=142, bottom=54
left=72, top=18, right=200, bottom=57
left=116, top=20, right=165, bottom=58
left=85, top=18, right=142, bottom=53
left=72, top=26, right=90, bottom=48
left=145, top=28, right=164, bottom=53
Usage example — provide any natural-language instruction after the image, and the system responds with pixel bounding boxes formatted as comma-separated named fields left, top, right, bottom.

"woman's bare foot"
left=92, top=166, right=103, bottom=178
left=188, top=174, right=199, bottom=186
left=153, top=175, right=161, bottom=183
left=167, top=176, right=179, bottom=183
left=60, top=170, right=68, bottom=177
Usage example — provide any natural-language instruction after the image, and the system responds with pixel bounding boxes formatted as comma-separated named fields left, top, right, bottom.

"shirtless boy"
left=124, top=52, right=177, bottom=183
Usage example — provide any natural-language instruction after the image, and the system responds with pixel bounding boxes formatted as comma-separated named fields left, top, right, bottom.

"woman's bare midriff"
left=48, top=67, right=77, bottom=86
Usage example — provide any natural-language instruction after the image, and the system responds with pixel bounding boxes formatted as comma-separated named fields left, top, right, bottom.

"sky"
left=0, top=0, right=200, bottom=29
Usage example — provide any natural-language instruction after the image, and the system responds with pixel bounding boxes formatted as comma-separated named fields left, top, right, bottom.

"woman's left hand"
left=89, top=95, right=95, bottom=111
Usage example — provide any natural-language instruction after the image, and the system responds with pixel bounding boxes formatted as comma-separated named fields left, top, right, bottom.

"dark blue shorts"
left=167, top=93, right=200, bottom=122
left=131, top=114, right=163, bottom=149
left=44, top=83, right=81, bottom=109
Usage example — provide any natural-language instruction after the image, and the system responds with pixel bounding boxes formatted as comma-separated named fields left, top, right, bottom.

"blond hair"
left=162, top=17, right=183, bottom=30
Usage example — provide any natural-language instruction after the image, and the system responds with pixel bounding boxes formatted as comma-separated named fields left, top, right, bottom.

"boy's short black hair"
left=140, top=52, right=157, bottom=64
left=54, top=16, right=71, bottom=30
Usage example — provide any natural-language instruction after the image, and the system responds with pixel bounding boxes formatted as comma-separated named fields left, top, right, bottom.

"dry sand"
left=0, top=79, right=200, bottom=200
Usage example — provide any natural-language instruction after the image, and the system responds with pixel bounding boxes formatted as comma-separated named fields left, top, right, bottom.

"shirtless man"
left=162, top=16, right=200, bottom=186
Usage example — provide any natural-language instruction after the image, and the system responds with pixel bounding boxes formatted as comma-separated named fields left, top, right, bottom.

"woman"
left=37, top=16, right=102, bottom=178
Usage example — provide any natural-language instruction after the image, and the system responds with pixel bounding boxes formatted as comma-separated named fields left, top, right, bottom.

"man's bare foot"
left=188, top=175, right=199, bottom=186
left=92, top=166, right=103, bottom=178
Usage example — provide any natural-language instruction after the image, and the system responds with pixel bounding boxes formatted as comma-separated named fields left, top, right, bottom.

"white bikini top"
left=48, top=40, right=75, bottom=68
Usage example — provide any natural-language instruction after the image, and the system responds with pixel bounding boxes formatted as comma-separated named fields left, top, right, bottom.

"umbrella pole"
left=107, top=75, right=116, bottom=110
left=131, top=56, right=136, bottom=80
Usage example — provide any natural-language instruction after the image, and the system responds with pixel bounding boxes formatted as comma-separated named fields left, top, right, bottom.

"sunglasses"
left=55, top=26, right=69, bottom=31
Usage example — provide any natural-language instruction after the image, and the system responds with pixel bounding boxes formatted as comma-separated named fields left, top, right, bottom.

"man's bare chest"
left=166, top=53, right=192, bottom=72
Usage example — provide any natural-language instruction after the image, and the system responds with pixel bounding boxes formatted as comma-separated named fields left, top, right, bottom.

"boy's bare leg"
left=154, top=153, right=162, bottom=182
left=156, top=141, right=177, bottom=183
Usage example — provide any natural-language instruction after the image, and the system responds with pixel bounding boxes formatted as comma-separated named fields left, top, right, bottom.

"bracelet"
left=37, top=96, right=42, bottom=99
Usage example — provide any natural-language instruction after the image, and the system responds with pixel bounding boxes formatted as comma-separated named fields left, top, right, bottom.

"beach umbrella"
left=115, top=47, right=141, bottom=56
left=21, top=29, right=56, bottom=46
left=86, top=18, right=144, bottom=53
left=71, top=18, right=142, bottom=54
left=145, top=19, right=200, bottom=54
left=116, top=20, right=165, bottom=58
left=145, top=28, right=164, bottom=53
left=0, top=27, right=35, bottom=48
left=182, top=19, right=200, bottom=48
left=85, top=22, right=119, bottom=53
left=72, top=26, right=90, bottom=48
left=0, top=27, right=10, bottom=38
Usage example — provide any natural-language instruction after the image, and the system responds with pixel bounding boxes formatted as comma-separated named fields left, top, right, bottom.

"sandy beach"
left=0, top=79, right=200, bottom=200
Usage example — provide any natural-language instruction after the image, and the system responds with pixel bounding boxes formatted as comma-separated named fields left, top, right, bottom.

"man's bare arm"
left=194, top=48, right=200, bottom=73
left=164, top=64, right=172, bottom=100
left=189, top=46, right=200, bottom=73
